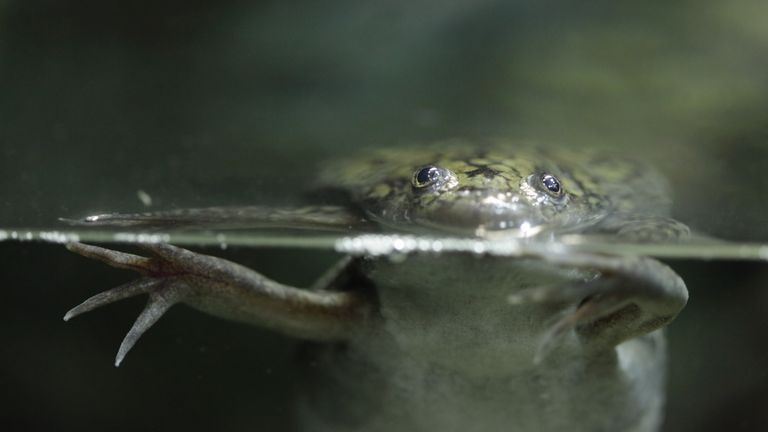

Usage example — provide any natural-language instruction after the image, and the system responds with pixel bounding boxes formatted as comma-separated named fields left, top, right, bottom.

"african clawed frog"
left=64, top=142, right=689, bottom=432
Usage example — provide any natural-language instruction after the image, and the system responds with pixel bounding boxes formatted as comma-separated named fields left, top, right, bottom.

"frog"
left=63, top=140, right=690, bottom=432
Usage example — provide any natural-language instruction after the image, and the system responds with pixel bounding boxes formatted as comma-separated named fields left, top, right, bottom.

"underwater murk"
left=1, top=1, right=767, bottom=431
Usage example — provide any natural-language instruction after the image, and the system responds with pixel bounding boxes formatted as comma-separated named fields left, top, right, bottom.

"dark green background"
left=2, top=0, right=768, bottom=239
left=1, top=1, right=767, bottom=431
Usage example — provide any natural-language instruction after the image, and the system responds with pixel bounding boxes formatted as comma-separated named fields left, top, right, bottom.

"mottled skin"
left=318, top=142, right=688, bottom=239
left=63, top=142, right=689, bottom=432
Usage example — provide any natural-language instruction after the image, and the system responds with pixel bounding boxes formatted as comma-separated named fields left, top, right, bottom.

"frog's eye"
left=411, top=165, right=457, bottom=190
left=413, top=166, right=440, bottom=187
left=540, top=173, right=564, bottom=197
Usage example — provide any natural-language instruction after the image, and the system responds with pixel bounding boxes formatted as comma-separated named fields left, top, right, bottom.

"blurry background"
left=0, top=0, right=766, bottom=430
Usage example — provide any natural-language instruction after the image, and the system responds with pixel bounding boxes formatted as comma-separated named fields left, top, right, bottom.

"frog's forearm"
left=591, top=213, right=691, bottom=243
left=63, top=205, right=370, bottom=231
left=509, top=251, right=687, bottom=359
left=182, top=264, right=373, bottom=341
left=565, top=254, right=687, bottom=347
left=65, top=243, right=375, bottom=365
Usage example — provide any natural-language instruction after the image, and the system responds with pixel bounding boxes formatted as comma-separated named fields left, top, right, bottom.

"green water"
left=1, top=1, right=767, bottom=431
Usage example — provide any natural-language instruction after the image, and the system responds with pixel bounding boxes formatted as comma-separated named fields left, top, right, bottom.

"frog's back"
left=549, top=145, right=674, bottom=216
left=318, top=140, right=676, bottom=236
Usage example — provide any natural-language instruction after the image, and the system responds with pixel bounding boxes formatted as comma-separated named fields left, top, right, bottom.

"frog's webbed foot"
left=64, top=243, right=195, bottom=366
left=65, top=243, right=373, bottom=366
left=508, top=253, right=688, bottom=364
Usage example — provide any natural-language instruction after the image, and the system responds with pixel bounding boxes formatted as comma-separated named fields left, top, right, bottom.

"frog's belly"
left=295, top=254, right=668, bottom=432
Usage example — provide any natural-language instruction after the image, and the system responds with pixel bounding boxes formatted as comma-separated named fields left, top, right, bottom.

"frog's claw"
left=65, top=242, right=373, bottom=366
left=114, top=290, right=177, bottom=367
left=65, top=242, right=157, bottom=274
left=64, top=243, right=190, bottom=366
left=63, top=278, right=162, bottom=321
left=66, top=280, right=178, bottom=366
left=508, top=252, right=688, bottom=364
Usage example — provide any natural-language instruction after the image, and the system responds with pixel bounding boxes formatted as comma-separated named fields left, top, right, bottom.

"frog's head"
left=340, top=147, right=611, bottom=238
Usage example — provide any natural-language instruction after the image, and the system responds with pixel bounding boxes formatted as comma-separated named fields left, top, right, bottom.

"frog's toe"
left=113, top=287, right=180, bottom=366
left=63, top=278, right=161, bottom=321
left=66, top=242, right=158, bottom=274
left=64, top=276, right=186, bottom=366
left=65, top=242, right=197, bottom=366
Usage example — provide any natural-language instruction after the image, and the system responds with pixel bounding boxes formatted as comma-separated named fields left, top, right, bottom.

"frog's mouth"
left=409, top=195, right=555, bottom=238
left=406, top=191, right=604, bottom=238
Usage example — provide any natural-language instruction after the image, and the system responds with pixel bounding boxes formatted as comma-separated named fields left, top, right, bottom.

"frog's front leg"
left=64, top=243, right=375, bottom=366
left=591, top=213, right=691, bottom=242
left=508, top=252, right=687, bottom=363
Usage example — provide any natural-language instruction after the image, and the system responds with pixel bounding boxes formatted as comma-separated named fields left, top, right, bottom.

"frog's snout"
left=413, top=191, right=545, bottom=236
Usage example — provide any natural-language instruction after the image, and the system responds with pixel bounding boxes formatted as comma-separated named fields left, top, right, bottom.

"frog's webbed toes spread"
left=64, top=277, right=184, bottom=366
left=64, top=243, right=195, bottom=366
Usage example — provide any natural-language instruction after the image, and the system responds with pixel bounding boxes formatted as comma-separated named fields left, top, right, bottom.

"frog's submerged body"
left=297, top=256, right=668, bottom=432
left=63, top=142, right=689, bottom=432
